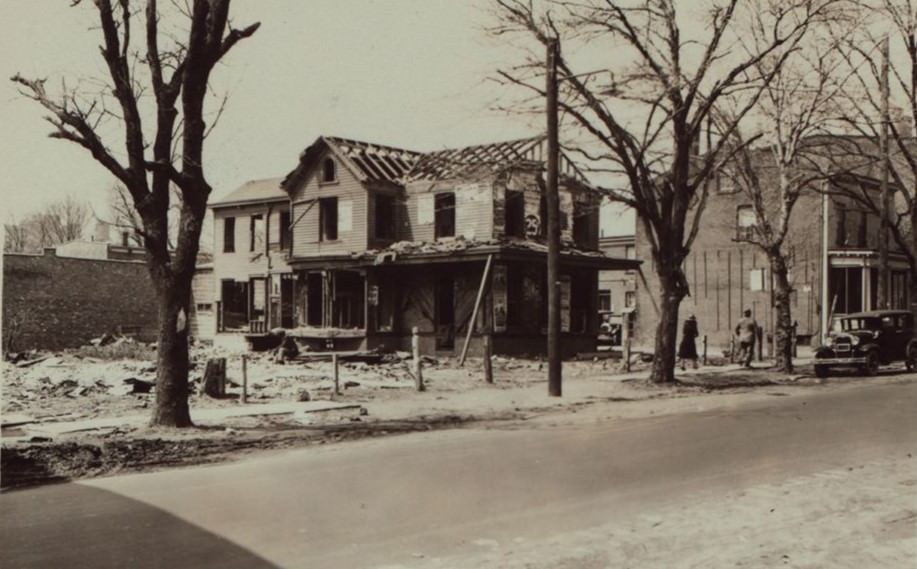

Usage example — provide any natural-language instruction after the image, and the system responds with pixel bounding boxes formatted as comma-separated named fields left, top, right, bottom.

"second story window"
left=319, top=197, right=338, bottom=241
left=374, top=193, right=396, bottom=240
left=505, top=190, right=525, bottom=238
left=573, top=211, right=590, bottom=247
left=434, top=192, right=455, bottom=239
left=249, top=214, right=264, bottom=252
left=279, top=210, right=291, bottom=250
left=322, top=157, right=336, bottom=183
left=736, top=205, right=756, bottom=241
left=223, top=216, right=235, bottom=253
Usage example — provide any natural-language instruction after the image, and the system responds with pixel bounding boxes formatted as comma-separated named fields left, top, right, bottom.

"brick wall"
left=2, top=251, right=158, bottom=351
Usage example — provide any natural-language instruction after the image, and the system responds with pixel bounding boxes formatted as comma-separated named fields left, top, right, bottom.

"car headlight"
left=850, top=335, right=860, bottom=346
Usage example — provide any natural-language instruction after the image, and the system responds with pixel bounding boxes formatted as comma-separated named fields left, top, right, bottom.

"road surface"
left=2, top=380, right=915, bottom=568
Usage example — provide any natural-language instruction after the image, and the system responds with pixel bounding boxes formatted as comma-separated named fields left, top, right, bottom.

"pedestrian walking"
left=735, top=309, right=758, bottom=368
left=678, top=315, right=699, bottom=370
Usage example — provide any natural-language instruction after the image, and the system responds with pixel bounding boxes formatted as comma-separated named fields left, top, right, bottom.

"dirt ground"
left=0, top=341, right=911, bottom=490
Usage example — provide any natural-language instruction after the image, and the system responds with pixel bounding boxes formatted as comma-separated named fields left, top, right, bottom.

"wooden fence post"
left=702, top=335, right=708, bottom=366
left=241, top=355, right=248, bottom=404
left=332, top=352, right=340, bottom=397
left=412, top=326, right=425, bottom=392
left=483, top=333, right=494, bottom=384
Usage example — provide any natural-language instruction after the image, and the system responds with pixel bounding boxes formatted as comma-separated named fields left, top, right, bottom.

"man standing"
left=735, top=309, right=758, bottom=368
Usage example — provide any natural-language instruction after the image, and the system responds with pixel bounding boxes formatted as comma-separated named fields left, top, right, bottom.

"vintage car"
left=814, top=310, right=917, bottom=377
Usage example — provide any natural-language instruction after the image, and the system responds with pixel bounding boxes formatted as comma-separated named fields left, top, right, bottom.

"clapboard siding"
left=190, top=267, right=215, bottom=339
left=404, top=179, right=495, bottom=242
left=290, top=149, right=369, bottom=256
left=213, top=202, right=291, bottom=283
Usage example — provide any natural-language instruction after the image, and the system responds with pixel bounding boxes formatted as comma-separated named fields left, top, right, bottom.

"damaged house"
left=201, top=135, right=638, bottom=356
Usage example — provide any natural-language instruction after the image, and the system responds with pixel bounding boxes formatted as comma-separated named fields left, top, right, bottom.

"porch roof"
left=287, top=243, right=641, bottom=271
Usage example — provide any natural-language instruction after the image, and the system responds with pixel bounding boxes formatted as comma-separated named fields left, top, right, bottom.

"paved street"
left=2, top=379, right=915, bottom=569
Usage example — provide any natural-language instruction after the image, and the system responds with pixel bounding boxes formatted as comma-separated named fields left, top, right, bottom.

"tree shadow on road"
left=0, top=482, right=281, bottom=569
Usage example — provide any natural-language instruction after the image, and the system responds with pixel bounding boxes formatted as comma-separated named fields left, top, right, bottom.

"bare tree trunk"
left=770, top=253, right=794, bottom=373
left=651, top=268, right=685, bottom=384
left=150, top=275, right=193, bottom=427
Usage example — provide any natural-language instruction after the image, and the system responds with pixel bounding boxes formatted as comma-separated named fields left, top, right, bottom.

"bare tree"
left=832, top=0, right=917, bottom=308
left=719, top=13, right=857, bottom=373
left=4, top=214, right=30, bottom=253
left=4, top=196, right=92, bottom=252
left=12, top=0, right=259, bottom=427
left=492, top=0, right=840, bottom=383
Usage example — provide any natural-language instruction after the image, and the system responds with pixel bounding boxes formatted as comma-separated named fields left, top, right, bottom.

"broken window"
left=223, top=216, right=235, bottom=253
left=333, top=271, right=366, bottom=329
left=505, top=190, right=525, bottom=238
left=319, top=197, right=338, bottom=241
left=322, top=157, right=336, bottom=183
left=374, top=193, right=396, bottom=240
left=736, top=206, right=756, bottom=241
left=434, top=193, right=455, bottom=239
left=279, top=210, right=291, bottom=250
left=249, top=214, right=264, bottom=252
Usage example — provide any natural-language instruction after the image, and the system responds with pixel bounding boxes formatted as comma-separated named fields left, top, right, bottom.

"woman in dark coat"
left=678, top=315, right=699, bottom=370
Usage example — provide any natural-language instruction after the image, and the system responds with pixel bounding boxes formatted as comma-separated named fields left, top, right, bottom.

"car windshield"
left=833, top=317, right=881, bottom=333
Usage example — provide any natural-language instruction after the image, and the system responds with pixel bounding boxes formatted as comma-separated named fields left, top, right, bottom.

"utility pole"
left=878, top=35, right=890, bottom=309
left=546, top=37, right=562, bottom=397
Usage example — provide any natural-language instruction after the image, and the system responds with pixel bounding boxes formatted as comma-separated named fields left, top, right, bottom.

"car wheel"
left=862, top=350, right=880, bottom=376
left=814, top=364, right=830, bottom=378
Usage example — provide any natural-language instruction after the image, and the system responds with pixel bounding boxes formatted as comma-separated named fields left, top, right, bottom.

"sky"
left=0, top=1, right=634, bottom=239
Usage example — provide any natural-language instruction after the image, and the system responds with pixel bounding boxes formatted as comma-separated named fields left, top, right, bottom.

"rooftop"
left=210, top=178, right=287, bottom=208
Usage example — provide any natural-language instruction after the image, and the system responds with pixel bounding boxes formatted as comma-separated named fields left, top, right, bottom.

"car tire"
left=862, top=350, right=880, bottom=376
left=814, top=364, right=829, bottom=378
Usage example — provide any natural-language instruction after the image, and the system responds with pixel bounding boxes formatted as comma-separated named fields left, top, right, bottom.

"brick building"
left=2, top=249, right=158, bottom=351
left=199, top=135, right=638, bottom=356
left=633, top=160, right=911, bottom=355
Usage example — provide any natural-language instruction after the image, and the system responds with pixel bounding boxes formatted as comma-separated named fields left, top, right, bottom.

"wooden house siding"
left=404, top=179, right=495, bottom=242
left=190, top=268, right=215, bottom=339
left=290, top=150, right=369, bottom=256
left=212, top=203, right=291, bottom=283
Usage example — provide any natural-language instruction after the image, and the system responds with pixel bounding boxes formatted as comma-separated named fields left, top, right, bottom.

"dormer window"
left=322, top=157, right=336, bottom=183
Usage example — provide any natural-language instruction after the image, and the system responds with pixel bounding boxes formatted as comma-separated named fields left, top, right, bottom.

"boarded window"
left=434, top=193, right=455, bottom=239
left=279, top=210, right=291, bottom=250
left=223, top=217, right=235, bottom=253
left=505, top=190, right=525, bottom=238
left=249, top=214, right=264, bottom=252
left=319, top=198, right=338, bottom=241
left=736, top=206, right=756, bottom=241
left=375, top=194, right=396, bottom=240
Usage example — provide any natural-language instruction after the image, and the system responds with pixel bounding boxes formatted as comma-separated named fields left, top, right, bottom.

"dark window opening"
left=856, top=210, right=867, bottom=248
left=279, top=210, right=291, bottom=250
left=598, top=290, right=611, bottom=312
left=249, top=214, right=264, bottom=252
left=435, top=276, right=455, bottom=349
left=434, top=193, right=455, bottom=239
left=319, top=197, right=338, bottom=241
left=306, top=273, right=323, bottom=326
left=322, top=157, right=336, bottom=183
left=223, top=216, right=235, bottom=253
left=375, top=193, right=396, bottom=240
left=505, top=190, right=525, bottom=238
left=573, top=211, right=590, bottom=247
left=333, top=271, right=366, bottom=329
left=829, top=266, right=863, bottom=314
left=220, top=279, right=248, bottom=329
